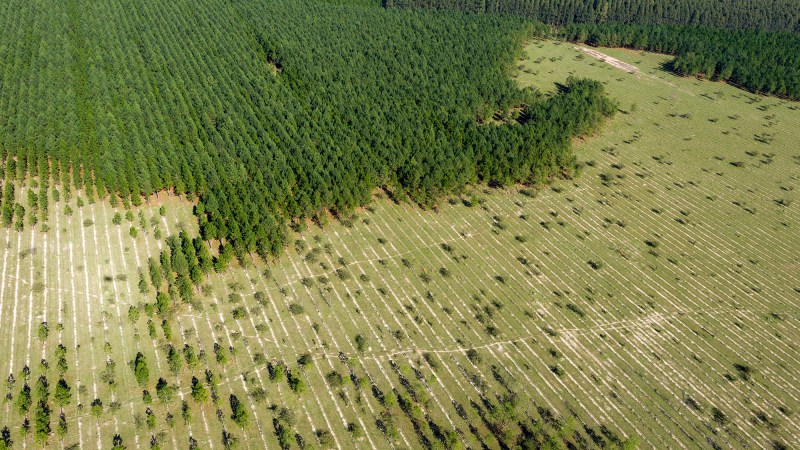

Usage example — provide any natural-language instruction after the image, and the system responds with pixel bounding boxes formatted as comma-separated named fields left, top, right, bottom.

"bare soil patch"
left=578, top=47, right=638, bottom=73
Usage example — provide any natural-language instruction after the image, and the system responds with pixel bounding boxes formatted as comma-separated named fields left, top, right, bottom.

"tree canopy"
left=384, top=0, right=800, bottom=32
left=386, top=0, right=800, bottom=100
left=559, top=23, right=800, bottom=99
left=0, top=0, right=614, bottom=264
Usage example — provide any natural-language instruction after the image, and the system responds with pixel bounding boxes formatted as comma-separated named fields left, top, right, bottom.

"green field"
left=0, top=40, right=798, bottom=449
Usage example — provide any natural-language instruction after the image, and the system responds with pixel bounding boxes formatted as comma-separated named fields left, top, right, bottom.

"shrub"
left=133, top=352, right=149, bottom=386
left=287, top=371, right=306, bottom=394
left=348, top=422, right=365, bottom=438
left=214, top=343, right=228, bottom=364
left=249, top=387, right=267, bottom=404
left=90, top=399, right=103, bottom=417
left=253, top=352, right=267, bottom=366
left=297, top=354, right=313, bottom=369
left=733, top=363, right=754, bottom=381
left=33, top=400, right=51, bottom=445
left=56, top=413, right=67, bottom=437
left=711, top=407, right=728, bottom=426
left=269, top=363, right=286, bottom=383
left=183, top=345, right=200, bottom=370
left=167, top=346, right=182, bottom=375
left=155, top=379, right=176, bottom=404
left=54, top=379, right=71, bottom=407
left=325, top=371, right=344, bottom=388
left=466, top=349, right=481, bottom=364
left=146, top=408, right=156, bottom=429
left=316, top=429, right=334, bottom=448
left=229, top=395, right=250, bottom=428
left=37, top=322, right=49, bottom=340
left=190, top=377, right=208, bottom=403
left=354, top=334, right=367, bottom=352
left=182, top=401, right=192, bottom=423
left=335, top=268, right=350, bottom=280
left=254, top=291, right=267, bottom=305
left=231, top=307, right=248, bottom=320
left=423, top=352, right=440, bottom=371
left=566, top=303, right=586, bottom=318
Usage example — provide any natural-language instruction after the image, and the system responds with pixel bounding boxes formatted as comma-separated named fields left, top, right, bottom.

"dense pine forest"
left=0, top=0, right=614, bottom=275
left=559, top=24, right=800, bottom=99
left=0, top=0, right=794, bottom=287
left=386, top=0, right=800, bottom=99
left=384, top=0, right=800, bottom=32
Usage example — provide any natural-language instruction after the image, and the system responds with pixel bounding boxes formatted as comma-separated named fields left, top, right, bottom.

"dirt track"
left=578, top=47, right=639, bottom=73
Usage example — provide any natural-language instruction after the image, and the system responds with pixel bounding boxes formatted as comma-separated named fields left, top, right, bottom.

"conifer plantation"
left=388, top=0, right=800, bottom=99
left=385, top=0, right=800, bottom=32
left=0, top=0, right=615, bottom=264
left=0, top=0, right=797, bottom=449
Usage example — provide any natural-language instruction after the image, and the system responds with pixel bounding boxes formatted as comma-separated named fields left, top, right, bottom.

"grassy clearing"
left=0, top=40, right=797, bottom=449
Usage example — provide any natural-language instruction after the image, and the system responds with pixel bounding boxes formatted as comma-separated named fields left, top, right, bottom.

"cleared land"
left=577, top=47, right=638, bottom=73
left=0, top=41, right=798, bottom=449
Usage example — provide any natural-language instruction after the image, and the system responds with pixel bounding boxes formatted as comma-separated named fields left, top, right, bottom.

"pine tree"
left=133, top=352, right=149, bottom=387
left=33, top=400, right=51, bottom=445
left=229, top=395, right=250, bottom=428
left=54, top=378, right=71, bottom=408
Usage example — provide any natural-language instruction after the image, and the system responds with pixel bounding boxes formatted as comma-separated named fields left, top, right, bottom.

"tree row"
left=383, top=0, right=800, bottom=32
left=0, top=0, right=616, bottom=266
